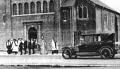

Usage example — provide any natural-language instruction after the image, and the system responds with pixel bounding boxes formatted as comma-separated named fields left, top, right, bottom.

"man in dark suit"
left=19, top=38, right=24, bottom=55
left=28, top=39, right=34, bottom=55
left=32, top=39, right=36, bottom=54
left=28, top=40, right=31, bottom=55
left=24, top=40, right=27, bottom=54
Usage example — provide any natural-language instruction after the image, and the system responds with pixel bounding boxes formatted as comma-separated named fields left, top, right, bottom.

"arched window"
left=13, top=4, right=17, bottom=15
left=78, top=5, right=88, bottom=19
left=49, top=0, right=54, bottom=12
left=36, top=1, right=41, bottom=13
left=43, top=1, right=48, bottom=13
left=78, top=6, right=82, bottom=18
left=18, top=3, right=23, bottom=15
left=30, top=2, right=35, bottom=14
left=24, top=3, right=29, bottom=14
left=83, top=6, right=88, bottom=18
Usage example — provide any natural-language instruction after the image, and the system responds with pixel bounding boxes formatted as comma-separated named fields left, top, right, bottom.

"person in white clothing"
left=19, top=38, right=24, bottom=55
left=41, top=36, right=47, bottom=55
left=12, top=39, right=19, bottom=55
left=51, top=38, right=58, bottom=54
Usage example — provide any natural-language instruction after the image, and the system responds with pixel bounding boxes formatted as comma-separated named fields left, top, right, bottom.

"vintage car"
left=62, top=33, right=119, bottom=59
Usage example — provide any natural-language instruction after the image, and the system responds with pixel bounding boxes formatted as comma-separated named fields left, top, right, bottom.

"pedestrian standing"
left=19, top=38, right=24, bottom=55
left=31, top=39, right=34, bottom=54
left=51, top=38, right=58, bottom=54
left=28, top=40, right=31, bottom=55
left=55, top=41, right=59, bottom=54
left=6, top=39, right=12, bottom=54
left=12, top=39, right=19, bottom=55
left=32, top=39, right=36, bottom=54
left=24, top=40, right=28, bottom=54
left=28, top=39, right=34, bottom=55
left=41, top=36, right=46, bottom=55
left=18, top=38, right=21, bottom=54
left=10, top=39, right=14, bottom=54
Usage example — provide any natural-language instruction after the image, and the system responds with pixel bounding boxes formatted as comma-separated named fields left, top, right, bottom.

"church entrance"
left=28, top=27, right=37, bottom=40
left=23, top=22, right=42, bottom=54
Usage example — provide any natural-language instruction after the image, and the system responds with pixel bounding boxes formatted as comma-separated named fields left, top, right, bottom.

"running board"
left=76, top=52, right=99, bottom=56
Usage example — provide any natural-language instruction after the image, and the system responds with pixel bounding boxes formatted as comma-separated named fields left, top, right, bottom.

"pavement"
left=0, top=51, right=120, bottom=67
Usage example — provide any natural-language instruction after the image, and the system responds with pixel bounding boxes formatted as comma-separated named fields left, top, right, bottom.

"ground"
left=0, top=51, right=120, bottom=67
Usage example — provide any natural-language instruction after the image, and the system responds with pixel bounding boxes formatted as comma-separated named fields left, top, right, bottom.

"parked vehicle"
left=62, top=33, right=119, bottom=59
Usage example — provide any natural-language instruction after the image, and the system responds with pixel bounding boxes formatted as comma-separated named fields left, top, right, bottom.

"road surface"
left=0, top=66, right=120, bottom=69
left=0, top=53, right=120, bottom=67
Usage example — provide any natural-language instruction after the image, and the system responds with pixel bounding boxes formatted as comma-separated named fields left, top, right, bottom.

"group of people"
left=6, top=37, right=59, bottom=55
left=6, top=38, right=37, bottom=55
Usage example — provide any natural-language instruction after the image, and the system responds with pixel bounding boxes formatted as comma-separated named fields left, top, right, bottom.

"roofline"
left=93, top=3, right=120, bottom=15
left=61, top=0, right=120, bottom=15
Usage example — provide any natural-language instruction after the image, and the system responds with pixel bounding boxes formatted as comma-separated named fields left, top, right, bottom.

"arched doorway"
left=28, top=27, right=37, bottom=40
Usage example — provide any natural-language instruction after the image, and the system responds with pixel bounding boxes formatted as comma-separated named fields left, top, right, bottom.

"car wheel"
left=62, top=49, right=72, bottom=59
left=99, top=47, right=114, bottom=59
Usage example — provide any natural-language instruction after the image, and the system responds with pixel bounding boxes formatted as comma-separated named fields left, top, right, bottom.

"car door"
left=78, top=44, right=89, bottom=52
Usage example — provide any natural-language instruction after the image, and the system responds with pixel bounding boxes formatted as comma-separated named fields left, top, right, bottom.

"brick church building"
left=0, top=0, right=120, bottom=52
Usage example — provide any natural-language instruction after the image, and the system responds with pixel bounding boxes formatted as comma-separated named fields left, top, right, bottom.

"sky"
left=100, top=0, right=120, bottom=13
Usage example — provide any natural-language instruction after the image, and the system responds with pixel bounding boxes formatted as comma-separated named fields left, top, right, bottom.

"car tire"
left=99, top=47, right=114, bottom=59
left=62, top=49, right=72, bottom=59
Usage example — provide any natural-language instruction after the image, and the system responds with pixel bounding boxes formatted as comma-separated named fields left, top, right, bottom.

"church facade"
left=0, top=0, right=120, bottom=52
left=0, top=0, right=61, bottom=51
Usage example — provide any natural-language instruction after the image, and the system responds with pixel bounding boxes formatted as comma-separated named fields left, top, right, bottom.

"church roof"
left=62, top=0, right=117, bottom=13
left=90, top=0, right=114, bottom=10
